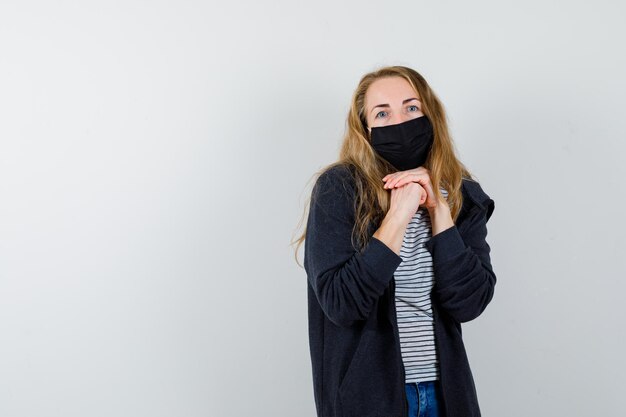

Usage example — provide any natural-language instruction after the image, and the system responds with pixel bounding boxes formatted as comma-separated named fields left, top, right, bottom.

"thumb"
left=419, top=186, right=427, bottom=204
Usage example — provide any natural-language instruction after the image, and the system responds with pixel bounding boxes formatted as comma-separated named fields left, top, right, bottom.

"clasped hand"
left=382, top=166, right=445, bottom=211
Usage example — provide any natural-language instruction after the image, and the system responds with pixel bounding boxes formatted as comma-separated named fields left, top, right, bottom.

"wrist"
left=428, top=202, right=450, bottom=218
left=383, top=209, right=411, bottom=229
left=428, top=202, right=454, bottom=236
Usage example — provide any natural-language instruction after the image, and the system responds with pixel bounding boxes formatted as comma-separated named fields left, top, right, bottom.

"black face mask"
left=369, top=115, right=434, bottom=171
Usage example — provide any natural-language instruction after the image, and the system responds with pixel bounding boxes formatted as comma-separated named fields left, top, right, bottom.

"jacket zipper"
left=390, top=278, right=407, bottom=416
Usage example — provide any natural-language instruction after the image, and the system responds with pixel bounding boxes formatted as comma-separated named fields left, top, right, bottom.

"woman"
left=293, top=65, right=496, bottom=417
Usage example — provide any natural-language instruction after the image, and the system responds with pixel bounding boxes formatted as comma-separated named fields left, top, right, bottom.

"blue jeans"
left=404, top=380, right=443, bottom=417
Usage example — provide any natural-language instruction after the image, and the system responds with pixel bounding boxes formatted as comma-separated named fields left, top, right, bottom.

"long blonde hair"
left=291, top=65, right=475, bottom=267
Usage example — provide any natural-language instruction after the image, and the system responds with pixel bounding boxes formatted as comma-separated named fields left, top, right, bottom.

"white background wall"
left=1, top=1, right=624, bottom=416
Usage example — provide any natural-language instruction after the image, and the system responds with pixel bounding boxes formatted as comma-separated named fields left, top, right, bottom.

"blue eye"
left=375, top=111, right=388, bottom=119
left=408, top=105, right=419, bottom=112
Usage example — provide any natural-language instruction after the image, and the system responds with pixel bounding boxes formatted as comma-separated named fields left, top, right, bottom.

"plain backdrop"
left=1, top=1, right=625, bottom=416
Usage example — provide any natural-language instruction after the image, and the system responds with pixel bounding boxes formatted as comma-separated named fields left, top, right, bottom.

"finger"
left=408, top=173, right=429, bottom=187
left=419, top=188, right=427, bottom=204
left=395, top=176, right=416, bottom=188
left=382, top=174, right=396, bottom=188
left=384, top=174, right=403, bottom=188
left=420, top=183, right=435, bottom=204
left=398, top=173, right=428, bottom=189
left=390, top=172, right=411, bottom=188
left=414, top=178, right=435, bottom=203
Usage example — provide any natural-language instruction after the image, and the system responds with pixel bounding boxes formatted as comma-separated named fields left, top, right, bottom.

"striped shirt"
left=394, top=187, right=449, bottom=383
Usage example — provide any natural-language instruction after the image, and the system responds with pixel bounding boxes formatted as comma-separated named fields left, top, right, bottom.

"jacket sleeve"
left=304, top=167, right=403, bottom=328
left=425, top=198, right=496, bottom=323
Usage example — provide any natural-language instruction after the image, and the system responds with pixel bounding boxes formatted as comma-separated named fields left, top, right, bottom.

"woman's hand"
left=387, top=182, right=427, bottom=226
left=373, top=182, right=427, bottom=255
left=382, top=167, right=443, bottom=210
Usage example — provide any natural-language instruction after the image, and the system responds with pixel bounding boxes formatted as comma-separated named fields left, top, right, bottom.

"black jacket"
left=304, top=164, right=496, bottom=417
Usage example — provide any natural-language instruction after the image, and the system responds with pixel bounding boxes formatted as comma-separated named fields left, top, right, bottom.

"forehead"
left=365, top=76, right=418, bottom=108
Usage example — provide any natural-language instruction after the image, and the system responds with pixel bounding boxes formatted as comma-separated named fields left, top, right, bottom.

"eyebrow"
left=370, top=97, right=420, bottom=114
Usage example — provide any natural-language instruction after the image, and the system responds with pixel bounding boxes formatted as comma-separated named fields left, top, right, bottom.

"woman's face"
left=364, top=76, right=424, bottom=133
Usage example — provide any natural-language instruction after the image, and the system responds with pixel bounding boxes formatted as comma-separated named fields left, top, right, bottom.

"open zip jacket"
left=304, top=164, right=496, bottom=417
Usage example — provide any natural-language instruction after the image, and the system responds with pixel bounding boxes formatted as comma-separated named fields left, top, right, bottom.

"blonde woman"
left=293, top=65, right=496, bottom=417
